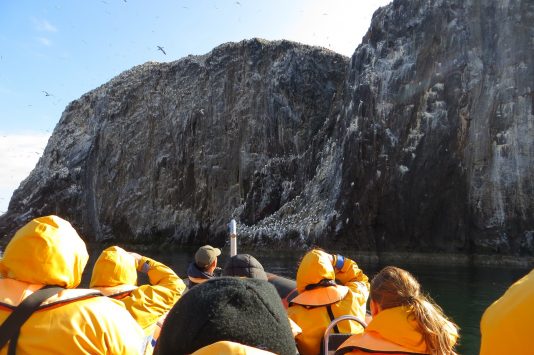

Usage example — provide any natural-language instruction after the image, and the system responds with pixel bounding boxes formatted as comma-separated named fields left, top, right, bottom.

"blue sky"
left=0, top=0, right=391, bottom=213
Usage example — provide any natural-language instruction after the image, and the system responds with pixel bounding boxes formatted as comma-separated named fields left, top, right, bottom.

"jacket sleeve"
left=140, top=256, right=185, bottom=292
left=334, top=256, right=370, bottom=302
left=137, top=256, right=186, bottom=306
left=122, top=257, right=186, bottom=330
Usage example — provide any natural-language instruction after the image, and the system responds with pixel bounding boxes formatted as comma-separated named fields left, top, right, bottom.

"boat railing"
left=323, top=315, right=367, bottom=355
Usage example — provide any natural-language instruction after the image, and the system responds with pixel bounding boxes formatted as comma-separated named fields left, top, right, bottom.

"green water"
left=82, top=247, right=529, bottom=355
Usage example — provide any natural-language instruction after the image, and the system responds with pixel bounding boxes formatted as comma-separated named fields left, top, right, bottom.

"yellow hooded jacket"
left=288, top=250, right=370, bottom=355
left=480, top=268, right=534, bottom=355
left=336, top=306, right=437, bottom=355
left=0, top=215, right=144, bottom=355
left=191, top=341, right=277, bottom=355
left=90, top=246, right=186, bottom=352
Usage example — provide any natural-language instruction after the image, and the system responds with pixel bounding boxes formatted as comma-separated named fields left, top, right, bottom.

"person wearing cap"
left=0, top=215, right=144, bottom=354
left=222, top=253, right=268, bottom=280
left=287, top=249, right=370, bottom=355
left=90, top=245, right=186, bottom=354
left=222, top=253, right=303, bottom=338
left=186, top=245, right=221, bottom=288
left=155, top=277, right=297, bottom=355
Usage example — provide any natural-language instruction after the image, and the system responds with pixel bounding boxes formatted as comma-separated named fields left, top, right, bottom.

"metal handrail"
left=323, top=315, right=368, bottom=355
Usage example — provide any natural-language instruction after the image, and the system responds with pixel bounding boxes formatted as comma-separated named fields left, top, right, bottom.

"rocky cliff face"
left=0, top=39, right=349, bottom=246
left=332, top=0, right=534, bottom=254
left=1, top=0, right=533, bottom=255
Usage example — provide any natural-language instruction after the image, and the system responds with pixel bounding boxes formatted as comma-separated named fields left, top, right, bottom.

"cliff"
left=0, top=39, right=349, bottom=246
left=1, top=0, right=533, bottom=255
left=333, top=0, right=534, bottom=254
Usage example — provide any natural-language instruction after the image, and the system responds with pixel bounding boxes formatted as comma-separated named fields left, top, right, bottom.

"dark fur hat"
left=155, top=277, right=296, bottom=355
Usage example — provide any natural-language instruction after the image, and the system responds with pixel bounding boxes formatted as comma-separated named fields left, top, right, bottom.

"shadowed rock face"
left=333, top=0, right=534, bottom=254
left=1, top=0, right=533, bottom=255
left=0, top=39, right=348, bottom=246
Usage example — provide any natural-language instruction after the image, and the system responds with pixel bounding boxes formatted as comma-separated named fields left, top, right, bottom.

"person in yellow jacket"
left=191, top=340, right=277, bottom=354
left=90, top=245, right=186, bottom=354
left=479, top=268, right=534, bottom=355
left=287, top=249, right=370, bottom=355
left=336, top=266, right=459, bottom=355
left=0, top=215, right=144, bottom=355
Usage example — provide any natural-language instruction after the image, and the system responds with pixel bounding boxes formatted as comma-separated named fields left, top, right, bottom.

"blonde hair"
left=370, top=266, right=459, bottom=355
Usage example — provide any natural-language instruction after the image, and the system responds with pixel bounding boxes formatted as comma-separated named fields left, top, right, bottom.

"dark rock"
left=1, top=0, right=533, bottom=256
left=0, top=39, right=348, bottom=247
left=331, top=0, right=534, bottom=254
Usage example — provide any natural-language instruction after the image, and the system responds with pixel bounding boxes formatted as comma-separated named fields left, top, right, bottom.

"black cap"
left=222, top=254, right=268, bottom=281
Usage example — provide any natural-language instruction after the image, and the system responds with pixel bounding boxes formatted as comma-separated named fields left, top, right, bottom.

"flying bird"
left=42, top=91, right=52, bottom=96
left=157, top=46, right=166, bottom=55
left=235, top=1, right=241, bottom=5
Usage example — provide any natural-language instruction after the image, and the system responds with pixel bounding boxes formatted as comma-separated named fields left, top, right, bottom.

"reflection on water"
left=80, top=246, right=530, bottom=355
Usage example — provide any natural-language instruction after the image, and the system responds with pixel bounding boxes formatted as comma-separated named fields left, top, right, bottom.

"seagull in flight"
left=42, top=91, right=52, bottom=97
left=157, top=46, right=166, bottom=55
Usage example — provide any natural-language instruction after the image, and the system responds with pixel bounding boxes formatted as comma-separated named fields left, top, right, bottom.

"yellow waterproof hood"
left=90, top=245, right=137, bottom=288
left=296, top=249, right=336, bottom=293
left=0, top=215, right=88, bottom=288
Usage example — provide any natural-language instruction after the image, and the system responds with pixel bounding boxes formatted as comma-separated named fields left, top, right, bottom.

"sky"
left=0, top=0, right=391, bottom=214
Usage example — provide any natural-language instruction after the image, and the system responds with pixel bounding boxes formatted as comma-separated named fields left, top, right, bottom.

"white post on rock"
left=229, top=219, right=237, bottom=257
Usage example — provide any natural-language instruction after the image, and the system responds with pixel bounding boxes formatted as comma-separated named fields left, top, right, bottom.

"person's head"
left=155, top=277, right=296, bottom=355
left=195, top=245, right=221, bottom=273
left=90, top=245, right=137, bottom=288
left=370, top=266, right=459, bottom=355
left=0, top=215, right=88, bottom=288
left=222, top=253, right=268, bottom=280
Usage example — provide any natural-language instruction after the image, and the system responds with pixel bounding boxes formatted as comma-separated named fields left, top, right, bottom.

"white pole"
left=229, top=219, right=237, bottom=256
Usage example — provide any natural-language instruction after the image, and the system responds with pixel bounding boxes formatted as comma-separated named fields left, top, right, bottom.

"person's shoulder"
left=77, top=295, right=144, bottom=330
left=72, top=291, right=130, bottom=312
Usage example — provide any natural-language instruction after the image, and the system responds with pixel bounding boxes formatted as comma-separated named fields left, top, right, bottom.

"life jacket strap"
left=0, top=285, right=64, bottom=355
left=326, top=304, right=340, bottom=334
